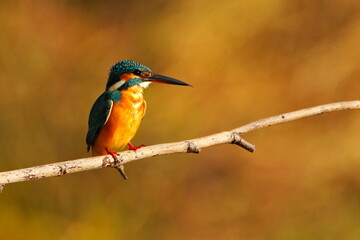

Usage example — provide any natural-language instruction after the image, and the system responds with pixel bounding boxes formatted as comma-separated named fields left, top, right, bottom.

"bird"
left=86, top=60, right=191, bottom=178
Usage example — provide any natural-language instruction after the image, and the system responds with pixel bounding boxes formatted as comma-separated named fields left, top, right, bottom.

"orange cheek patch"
left=120, top=73, right=138, bottom=81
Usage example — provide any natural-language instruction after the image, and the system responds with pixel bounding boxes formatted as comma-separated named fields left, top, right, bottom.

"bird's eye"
left=133, top=70, right=142, bottom=76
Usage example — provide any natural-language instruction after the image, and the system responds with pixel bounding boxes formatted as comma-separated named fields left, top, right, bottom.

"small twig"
left=231, top=132, right=255, bottom=152
left=115, top=165, right=128, bottom=180
left=0, top=100, right=358, bottom=190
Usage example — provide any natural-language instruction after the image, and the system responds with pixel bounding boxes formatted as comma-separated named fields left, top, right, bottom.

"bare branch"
left=0, top=100, right=359, bottom=190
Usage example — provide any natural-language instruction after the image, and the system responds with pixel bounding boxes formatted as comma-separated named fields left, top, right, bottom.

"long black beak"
left=144, top=73, right=192, bottom=87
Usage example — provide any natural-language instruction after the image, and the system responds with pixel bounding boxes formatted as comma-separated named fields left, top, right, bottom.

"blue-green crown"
left=106, top=60, right=152, bottom=90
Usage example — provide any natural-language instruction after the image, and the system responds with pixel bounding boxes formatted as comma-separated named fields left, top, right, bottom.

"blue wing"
left=86, top=91, right=116, bottom=151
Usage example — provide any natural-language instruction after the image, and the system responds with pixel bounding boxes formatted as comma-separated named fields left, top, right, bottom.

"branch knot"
left=186, top=141, right=200, bottom=153
left=59, top=165, right=67, bottom=175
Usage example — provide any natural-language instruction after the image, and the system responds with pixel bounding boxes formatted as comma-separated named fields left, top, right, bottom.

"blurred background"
left=0, top=0, right=359, bottom=239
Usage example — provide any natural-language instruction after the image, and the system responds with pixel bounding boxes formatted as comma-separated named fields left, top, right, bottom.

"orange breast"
left=92, top=87, right=146, bottom=156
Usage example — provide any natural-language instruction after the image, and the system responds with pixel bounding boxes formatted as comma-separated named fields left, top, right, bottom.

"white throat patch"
left=108, top=80, right=126, bottom=91
left=139, top=81, right=151, bottom=89
left=108, top=80, right=151, bottom=91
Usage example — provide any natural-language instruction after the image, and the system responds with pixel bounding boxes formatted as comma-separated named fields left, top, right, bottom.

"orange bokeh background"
left=0, top=1, right=359, bottom=239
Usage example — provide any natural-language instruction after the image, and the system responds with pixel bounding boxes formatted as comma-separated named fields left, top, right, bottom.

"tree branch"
left=0, top=100, right=359, bottom=191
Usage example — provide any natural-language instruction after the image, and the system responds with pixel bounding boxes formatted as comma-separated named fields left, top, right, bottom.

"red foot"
left=105, top=147, right=118, bottom=159
left=105, top=147, right=128, bottom=180
left=128, top=142, right=143, bottom=150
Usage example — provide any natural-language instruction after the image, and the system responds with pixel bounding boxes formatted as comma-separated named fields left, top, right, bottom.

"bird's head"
left=106, top=60, right=191, bottom=91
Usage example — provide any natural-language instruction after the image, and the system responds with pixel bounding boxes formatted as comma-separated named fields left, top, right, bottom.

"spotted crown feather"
left=106, top=60, right=152, bottom=90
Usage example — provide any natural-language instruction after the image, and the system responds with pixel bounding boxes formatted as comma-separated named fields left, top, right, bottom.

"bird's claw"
left=105, top=147, right=128, bottom=180
left=127, top=142, right=143, bottom=150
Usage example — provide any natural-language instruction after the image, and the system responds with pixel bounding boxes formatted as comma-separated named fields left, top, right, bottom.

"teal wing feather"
left=86, top=91, right=120, bottom=151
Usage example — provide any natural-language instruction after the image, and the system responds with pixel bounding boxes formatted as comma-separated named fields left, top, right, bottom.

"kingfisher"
left=86, top=60, right=191, bottom=178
